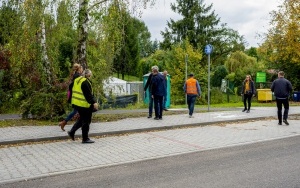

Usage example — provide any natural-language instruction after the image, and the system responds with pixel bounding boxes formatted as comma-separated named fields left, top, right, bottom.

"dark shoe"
left=246, top=110, right=250, bottom=113
left=147, top=116, right=152, bottom=118
left=67, top=131, right=75, bottom=141
left=154, top=117, right=159, bottom=120
left=82, top=139, right=95, bottom=144
left=159, top=117, right=162, bottom=120
left=242, top=109, right=247, bottom=112
left=163, top=108, right=168, bottom=111
left=283, top=119, right=289, bottom=125
left=59, top=120, right=67, bottom=131
left=278, top=122, right=282, bottom=125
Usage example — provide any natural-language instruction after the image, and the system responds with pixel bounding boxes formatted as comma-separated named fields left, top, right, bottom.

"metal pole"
left=185, top=54, right=188, bottom=105
left=208, top=54, right=210, bottom=112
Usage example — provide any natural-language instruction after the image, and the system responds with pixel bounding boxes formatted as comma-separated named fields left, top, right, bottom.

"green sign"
left=256, top=72, right=266, bottom=83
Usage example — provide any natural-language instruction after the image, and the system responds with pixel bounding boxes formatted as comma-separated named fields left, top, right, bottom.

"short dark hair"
left=188, top=73, right=194, bottom=77
left=278, top=71, right=284, bottom=76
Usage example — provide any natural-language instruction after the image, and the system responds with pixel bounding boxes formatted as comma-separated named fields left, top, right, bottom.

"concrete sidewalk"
left=0, top=106, right=300, bottom=185
left=0, top=106, right=299, bottom=145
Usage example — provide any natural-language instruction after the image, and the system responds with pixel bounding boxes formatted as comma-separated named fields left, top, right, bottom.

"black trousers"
left=154, top=95, right=163, bottom=118
left=69, top=106, right=93, bottom=141
left=243, top=94, right=252, bottom=110
left=276, top=98, right=289, bottom=123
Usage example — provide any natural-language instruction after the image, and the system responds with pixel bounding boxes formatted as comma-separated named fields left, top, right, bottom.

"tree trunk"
left=41, top=20, right=52, bottom=86
left=76, top=0, right=89, bottom=69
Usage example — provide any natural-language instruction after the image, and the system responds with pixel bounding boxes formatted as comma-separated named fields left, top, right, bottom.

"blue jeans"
left=187, top=95, right=197, bottom=116
left=65, top=108, right=77, bottom=122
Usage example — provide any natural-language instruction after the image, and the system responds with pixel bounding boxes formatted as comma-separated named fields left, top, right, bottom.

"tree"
left=165, top=40, right=204, bottom=104
left=224, top=51, right=258, bottom=86
left=160, top=0, right=246, bottom=66
left=75, top=0, right=156, bottom=69
left=259, top=0, right=300, bottom=90
left=113, top=11, right=139, bottom=79
left=211, top=65, right=228, bottom=87
left=134, top=18, right=153, bottom=58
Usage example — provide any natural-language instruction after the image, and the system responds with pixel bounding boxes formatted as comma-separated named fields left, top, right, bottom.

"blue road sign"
left=205, top=44, right=213, bottom=55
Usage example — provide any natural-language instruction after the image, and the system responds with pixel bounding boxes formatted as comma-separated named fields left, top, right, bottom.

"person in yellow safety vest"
left=183, top=73, right=201, bottom=118
left=67, top=69, right=99, bottom=144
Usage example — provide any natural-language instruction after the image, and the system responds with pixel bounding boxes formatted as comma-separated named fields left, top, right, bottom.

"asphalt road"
left=1, top=135, right=300, bottom=188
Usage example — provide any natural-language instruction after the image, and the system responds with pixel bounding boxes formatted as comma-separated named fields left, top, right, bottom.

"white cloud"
left=140, top=0, right=283, bottom=47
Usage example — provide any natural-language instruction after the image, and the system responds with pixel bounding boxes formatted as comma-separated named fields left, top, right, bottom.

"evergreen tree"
left=160, top=0, right=245, bottom=66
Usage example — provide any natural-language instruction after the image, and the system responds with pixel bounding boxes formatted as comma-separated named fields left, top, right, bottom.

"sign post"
left=185, top=54, right=188, bottom=105
left=205, top=44, right=213, bottom=112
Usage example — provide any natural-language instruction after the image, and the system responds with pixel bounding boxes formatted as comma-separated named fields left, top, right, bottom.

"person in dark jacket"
left=68, top=69, right=99, bottom=143
left=151, top=67, right=166, bottom=120
left=59, top=63, right=83, bottom=131
left=144, top=66, right=156, bottom=118
left=241, top=75, right=256, bottom=113
left=271, top=71, right=293, bottom=125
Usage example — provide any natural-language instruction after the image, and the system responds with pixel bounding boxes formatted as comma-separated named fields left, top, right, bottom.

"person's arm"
left=144, top=74, right=152, bottom=91
left=183, top=82, right=187, bottom=94
left=81, top=80, right=96, bottom=105
left=241, top=81, right=245, bottom=95
left=196, top=81, right=201, bottom=97
left=288, top=80, right=293, bottom=93
left=251, top=81, right=256, bottom=95
left=270, top=81, right=275, bottom=92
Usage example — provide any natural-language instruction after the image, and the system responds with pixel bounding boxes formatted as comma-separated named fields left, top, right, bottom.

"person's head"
left=163, top=70, right=168, bottom=77
left=73, top=63, right=82, bottom=73
left=278, top=71, right=284, bottom=78
left=83, top=69, right=92, bottom=78
left=151, top=65, right=159, bottom=74
left=245, top=75, right=252, bottom=81
left=188, top=73, right=194, bottom=78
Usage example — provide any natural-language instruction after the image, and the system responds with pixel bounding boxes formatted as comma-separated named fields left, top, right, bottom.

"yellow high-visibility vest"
left=71, top=76, right=92, bottom=108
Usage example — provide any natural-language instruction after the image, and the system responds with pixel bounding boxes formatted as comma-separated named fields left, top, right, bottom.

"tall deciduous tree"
left=259, top=0, right=300, bottom=89
left=75, top=0, right=155, bottom=69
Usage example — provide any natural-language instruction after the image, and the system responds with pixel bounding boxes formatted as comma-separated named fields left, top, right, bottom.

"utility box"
left=293, top=91, right=300, bottom=102
left=257, top=89, right=272, bottom=102
left=143, top=72, right=171, bottom=108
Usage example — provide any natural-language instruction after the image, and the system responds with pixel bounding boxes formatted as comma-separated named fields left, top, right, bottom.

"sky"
left=140, top=0, right=283, bottom=47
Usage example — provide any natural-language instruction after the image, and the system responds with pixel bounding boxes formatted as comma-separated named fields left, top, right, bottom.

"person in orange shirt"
left=241, top=75, right=256, bottom=113
left=183, top=73, right=201, bottom=118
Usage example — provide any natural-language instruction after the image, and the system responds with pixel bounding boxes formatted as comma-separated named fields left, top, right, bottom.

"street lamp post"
left=185, top=54, right=188, bottom=105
